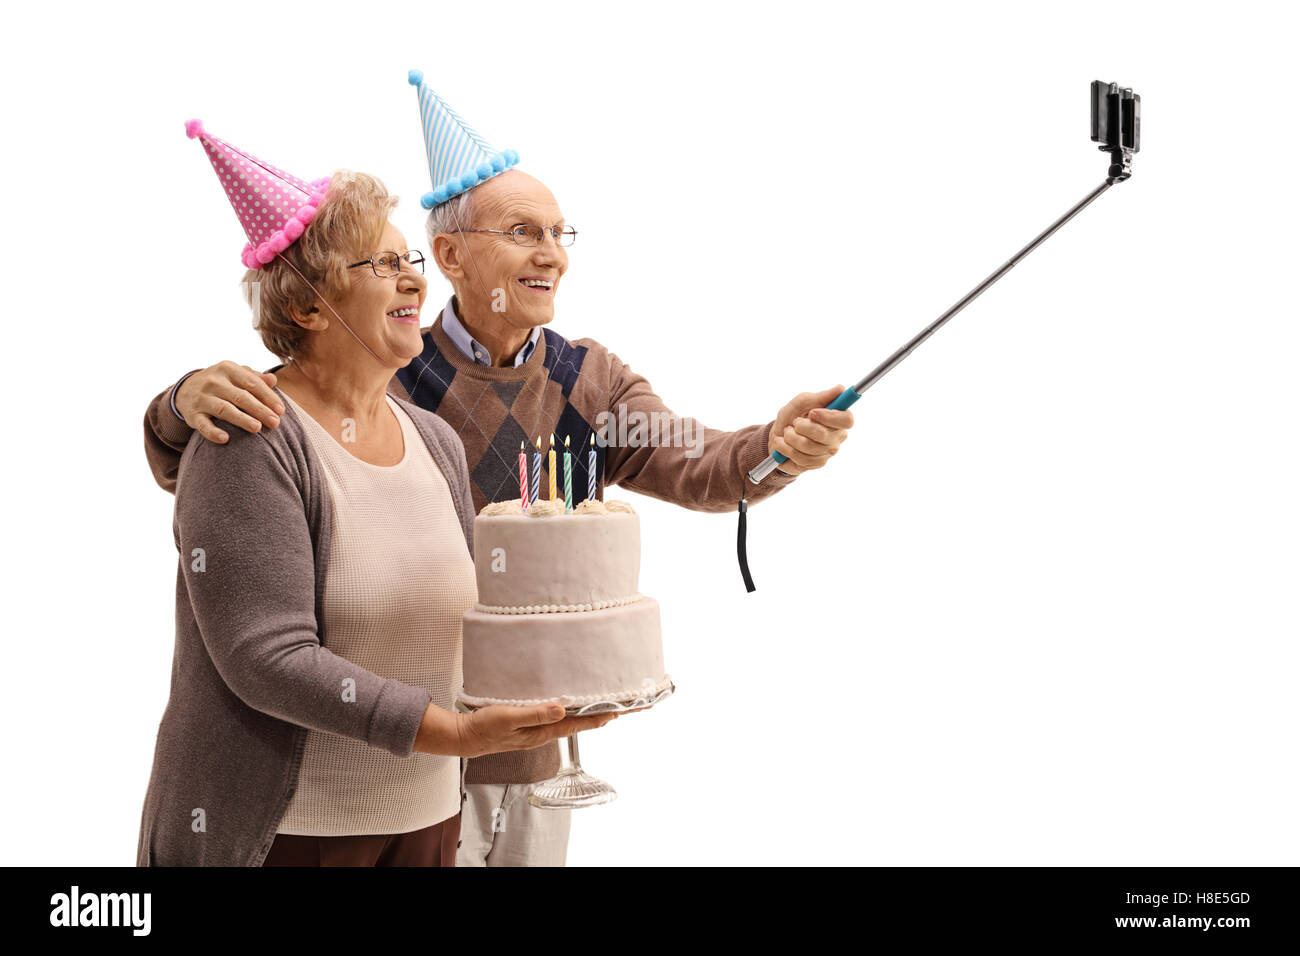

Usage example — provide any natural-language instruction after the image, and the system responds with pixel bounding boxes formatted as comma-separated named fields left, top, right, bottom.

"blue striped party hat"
left=408, top=70, right=520, bottom=210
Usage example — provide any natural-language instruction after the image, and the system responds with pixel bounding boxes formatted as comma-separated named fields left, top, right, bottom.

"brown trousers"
left=262, top=813, right=461, bottom=867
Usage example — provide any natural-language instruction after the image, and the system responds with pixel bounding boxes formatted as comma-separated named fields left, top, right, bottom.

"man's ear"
left=432, top=233, right=467, bottom=282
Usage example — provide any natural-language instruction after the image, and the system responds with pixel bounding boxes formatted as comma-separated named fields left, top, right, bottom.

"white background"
left=1, top=0, right=1296, bottom=866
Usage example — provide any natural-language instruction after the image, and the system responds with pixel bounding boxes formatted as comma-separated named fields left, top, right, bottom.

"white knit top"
left=276, top=392, right=476, bottom=836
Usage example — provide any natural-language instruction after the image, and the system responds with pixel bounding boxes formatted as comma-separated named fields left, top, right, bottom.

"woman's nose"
left=398, top=265, right=427, bottom=293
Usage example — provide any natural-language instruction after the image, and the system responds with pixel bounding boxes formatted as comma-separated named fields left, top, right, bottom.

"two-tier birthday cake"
left=458, top=498, right=671, bottom=710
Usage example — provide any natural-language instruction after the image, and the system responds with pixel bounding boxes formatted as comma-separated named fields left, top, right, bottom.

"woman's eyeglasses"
left=347, top=250, right=426, bottom=278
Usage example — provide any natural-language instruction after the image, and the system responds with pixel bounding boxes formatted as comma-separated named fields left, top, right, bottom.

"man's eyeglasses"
left=453, top=225, right=577, bottom=248
left=347, top=250, right=426, bottom=278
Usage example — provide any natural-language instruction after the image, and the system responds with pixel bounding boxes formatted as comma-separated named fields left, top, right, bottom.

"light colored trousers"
left=455, top=782, right=572, bottom=866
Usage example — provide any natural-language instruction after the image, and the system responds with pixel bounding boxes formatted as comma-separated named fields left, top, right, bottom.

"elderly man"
left=141, top=76, right=854, bottom=866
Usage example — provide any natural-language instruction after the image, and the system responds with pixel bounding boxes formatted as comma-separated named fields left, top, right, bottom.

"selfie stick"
left=747, top=80, right=1140, bottom=486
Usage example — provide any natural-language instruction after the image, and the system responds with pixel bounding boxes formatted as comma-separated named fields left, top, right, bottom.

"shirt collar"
left=440, top=297, right=541, bottom=368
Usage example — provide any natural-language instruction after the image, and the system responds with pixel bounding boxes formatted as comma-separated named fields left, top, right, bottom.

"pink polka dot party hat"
left=184, top=119, right=330, bottom=269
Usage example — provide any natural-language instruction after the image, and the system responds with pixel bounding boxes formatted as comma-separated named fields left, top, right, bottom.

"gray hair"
left=424, top=189, right=476, bottom=249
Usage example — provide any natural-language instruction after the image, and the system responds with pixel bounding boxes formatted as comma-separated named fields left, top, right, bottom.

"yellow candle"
left=548, top=434, right=557, bottom=500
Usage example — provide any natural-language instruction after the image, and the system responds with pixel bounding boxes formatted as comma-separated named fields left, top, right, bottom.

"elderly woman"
left=136, top=124, right=613, bottom=868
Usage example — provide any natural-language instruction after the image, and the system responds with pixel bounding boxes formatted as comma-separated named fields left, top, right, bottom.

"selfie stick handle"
left=747, top=177, right=1119, bottom=485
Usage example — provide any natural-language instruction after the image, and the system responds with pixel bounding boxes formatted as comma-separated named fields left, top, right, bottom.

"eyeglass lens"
left=373, top=251, right=425, bottom=276
left=512, top=226, right=576, bottom=247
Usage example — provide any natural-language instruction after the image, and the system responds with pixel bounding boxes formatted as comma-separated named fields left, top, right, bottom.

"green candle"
left=563, top=435, right=573, bottom=513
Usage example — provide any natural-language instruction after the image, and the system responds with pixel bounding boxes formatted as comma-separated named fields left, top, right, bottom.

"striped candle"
left=519, top=442, right=528, bottom=509
left=588, top=433, right=597, bottom=502
left=531, top=436, right=541, bottom=504
left=563, top=435, right=572, bottom=513
left=547, top=434, right=557, bottom=501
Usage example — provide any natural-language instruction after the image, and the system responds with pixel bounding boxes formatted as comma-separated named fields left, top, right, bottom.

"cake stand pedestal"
left=528, top=733, right=617, bottom=808
left=527, top=682, right=675, bottom=810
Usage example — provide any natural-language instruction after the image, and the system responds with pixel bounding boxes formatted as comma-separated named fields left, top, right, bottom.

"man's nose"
left=533, top=232, right=566, bottom=265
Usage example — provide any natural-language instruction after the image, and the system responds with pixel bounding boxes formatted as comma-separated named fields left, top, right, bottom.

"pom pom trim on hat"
left=419, top=147, right=520, bottom=210
left=184, top=119, right=205, bottom=140
left=239, top=178, right=332, bottom=270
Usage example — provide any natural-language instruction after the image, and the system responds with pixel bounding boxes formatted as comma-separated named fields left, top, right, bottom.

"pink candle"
left=519, top=442, right=528, bottom=509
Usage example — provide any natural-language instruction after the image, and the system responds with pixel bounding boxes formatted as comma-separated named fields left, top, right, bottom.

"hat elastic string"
left=445, top=199, right=500, bottom=321
left=276, top=254, right=388, bottom=369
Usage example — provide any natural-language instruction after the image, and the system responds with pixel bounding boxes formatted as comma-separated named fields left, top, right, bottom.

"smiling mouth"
left=387, top=306, right=420, bottom=324
left=518, top=278, right=554, bottom=293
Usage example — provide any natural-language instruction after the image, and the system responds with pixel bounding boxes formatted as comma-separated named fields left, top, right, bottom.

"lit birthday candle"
left=563, top=435, right=573, bottom=513
left=519, top=442, right=528, bottom=510
left=588, top=433, right=597, bottom=502
left=531, top=436, right=541, bottom=504
left=548, top=434, right=557, bottom=501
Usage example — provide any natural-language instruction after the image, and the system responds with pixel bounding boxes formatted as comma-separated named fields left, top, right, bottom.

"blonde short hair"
left=241, top=170, right=397, bottom=362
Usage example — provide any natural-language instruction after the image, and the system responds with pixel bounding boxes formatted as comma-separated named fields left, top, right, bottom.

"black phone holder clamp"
left=1092, top=80, right=1141, bottom=183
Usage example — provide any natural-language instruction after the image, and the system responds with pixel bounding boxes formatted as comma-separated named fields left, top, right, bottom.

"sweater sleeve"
left=596, top=346, right=798, bottom=514
left=144, top=373, right=201, bottom=495
left=174, top=428, right=432, bottom=758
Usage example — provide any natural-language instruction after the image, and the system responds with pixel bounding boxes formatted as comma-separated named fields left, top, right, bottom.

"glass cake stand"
left=530, top=681, right=675, bottom=809
left=457, top=680, right=674, bottom=810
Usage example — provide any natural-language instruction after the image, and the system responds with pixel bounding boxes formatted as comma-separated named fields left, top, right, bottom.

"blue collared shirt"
left=440, top=297, right=541, bottom=368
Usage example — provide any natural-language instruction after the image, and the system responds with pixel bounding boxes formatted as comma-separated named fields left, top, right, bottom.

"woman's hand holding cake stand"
left=413, top=701, right=616, bottom=759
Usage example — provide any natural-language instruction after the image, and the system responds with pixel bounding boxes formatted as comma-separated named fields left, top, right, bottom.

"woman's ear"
left=288, top=300, right=328, bottom=332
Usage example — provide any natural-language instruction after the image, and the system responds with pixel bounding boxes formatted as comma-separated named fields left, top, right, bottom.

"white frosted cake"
left=458, top=498, right=671, bottom=709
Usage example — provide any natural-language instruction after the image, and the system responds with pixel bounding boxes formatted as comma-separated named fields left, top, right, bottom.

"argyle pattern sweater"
left=144, top=315, right=797, bottom=784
